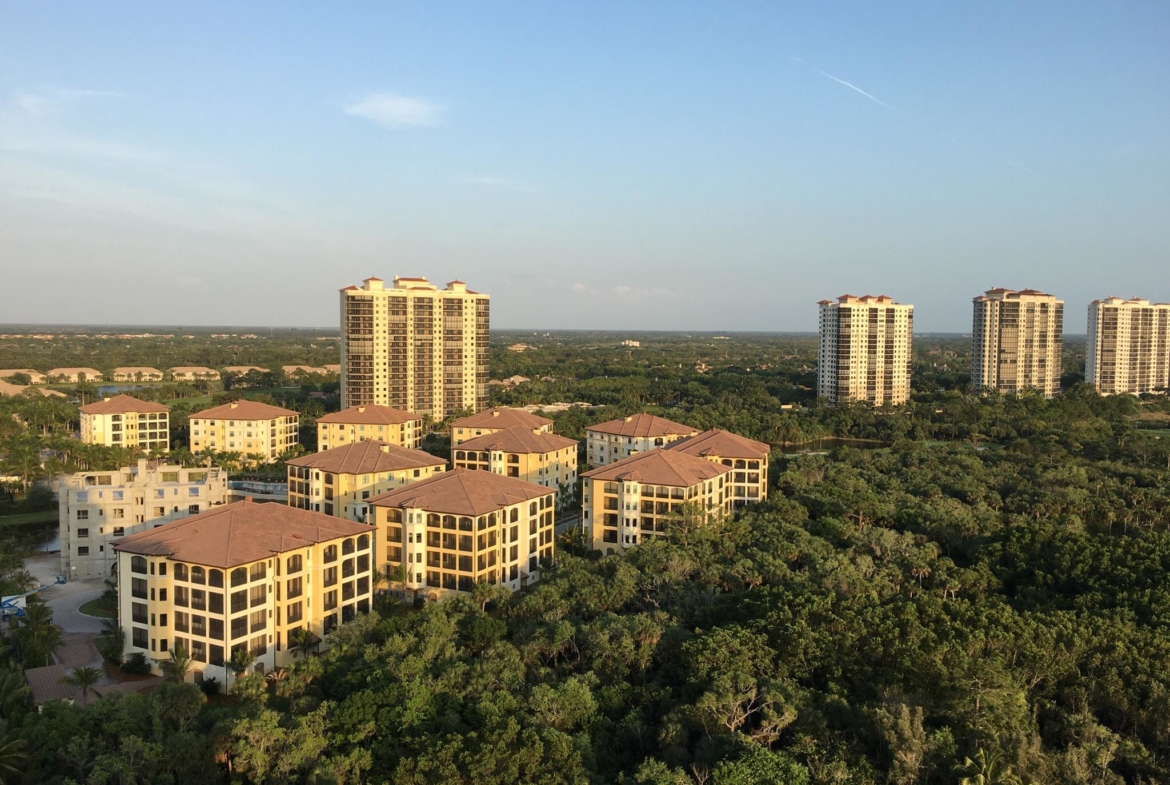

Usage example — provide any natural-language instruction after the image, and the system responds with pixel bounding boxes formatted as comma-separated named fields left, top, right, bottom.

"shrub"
left=120, top=652, right=151, bottom=675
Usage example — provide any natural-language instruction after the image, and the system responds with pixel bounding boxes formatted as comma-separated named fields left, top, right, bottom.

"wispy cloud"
left=793, top=56, right=893, bottom=110
left=343, top=93, right=443, bottom=129
left=457, top=176, right=539, bottom=194
left=13, top=88, right=126, bottom=115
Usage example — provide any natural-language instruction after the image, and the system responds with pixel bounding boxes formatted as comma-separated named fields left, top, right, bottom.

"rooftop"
left=583, top=448, right=733, bottom=486
left=664, top=429, right=771, bottom=460
left=79, top=394, right=169, bottom=415
left=586, top=412, right=697, bottom=439
left=47, top=367, right=101, bottom=375
left=113, top=499, right=370, bottom=567
left=191, top=400, right=297, bottom=420
left=286, top=440, right=444, bottom=474
left=318, top=404, right=422, bottom=426
left=455, top=426, right=577, bottom=454
left=452, top=407, right=553, bottom=431
left=369, top=467, right=551, bottom=516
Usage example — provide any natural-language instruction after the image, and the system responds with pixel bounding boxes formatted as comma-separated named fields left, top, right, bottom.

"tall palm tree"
left=959, top=748, right=1022, bottom=785
left=287, top=628, right=321, bottom=659
left=0, top=668, right=31, bottom=717
left=58, top=666, right=103, bottom=708
left=0, top=719, right=27, bottom=785
left=161, top=644, right=193, bottom=682
left=11, top=601, right=62, bottom=668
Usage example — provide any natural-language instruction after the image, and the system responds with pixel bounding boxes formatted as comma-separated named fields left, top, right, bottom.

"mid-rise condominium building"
left=316, top=405, right=424, bottom=451
left=113, top=499, right=374, bottom=681
left=585, top=413, right=698, bottom=467
left=1087, top=297, right=1170, bottom=395
left=189, top=400, right=299, bottom=462
left=450, top=407, right=555, bottom=448
left=817, top=295, right=914, bottom=406
left=582, top=448, right=733, bottom=555
left=664, top=429, right=770, bottom=508
left=59, top=459, right=229, bottom=579
left=452, top=426, right=578, bottom=489
left=340, top=276, right=490, bottom=422
left=972, top=288, right=1064, bottom=397
left=286, top=440, right=446, bottom=521
left=79, top=395, right=171, bottom=452
left=369, top=468, right=555, bottom=600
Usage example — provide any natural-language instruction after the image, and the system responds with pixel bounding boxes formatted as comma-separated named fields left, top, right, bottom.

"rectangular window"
left=286, top=576, right=303, bottom=599
left=230, top=590, right=247, bottom=614
left=209, top=618, right=224, bottom=641
left=249, top=609, right=266, bottom=633
left=133, top=627, right=148, bottom=649
left=249, top=585, right=266, bottom=607
left=324, top=566, right=338, bottom=587
left=76, top=510, right=89, bottom=520
left=286, top=601, right=303, bottom=624
left=174, top=586, right=189, bottom=607
left=231, top=616, right=248, bottom=640
left=77, top=528, right=89, bottom=538
left=77, top=546, right=89, bottom=556
left=324, top=590, right=338, bottom=611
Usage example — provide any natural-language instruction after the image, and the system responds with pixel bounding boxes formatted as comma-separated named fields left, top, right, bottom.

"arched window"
left=509, top=508, right=519, bottom=523
left=130, top=556, right=147, bottom=574
left=209, top=569, right=224, bottom=588
left=458, top=517, right=473, bottom=532
left=357, top=534, right=370, bottom=551
left=231, top=567, right=248, bottom=587
left=323, top=544, right=338, bottom=563
left=191, top=566, right=206, bottom=585
left=173, top=563, right=188, bottom=581
left=428, top=514, right=441, bottom=528
left=442, top=515, right=456, bottom=530
left=342, top=538, right=355, bottom=555
left=529, top=502, right=538, bottom=516
left=455, top=451, right=466, bottom=461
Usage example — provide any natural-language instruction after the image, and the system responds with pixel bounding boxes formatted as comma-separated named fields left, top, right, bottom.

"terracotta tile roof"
left=24, top=664, right=83, bottom=705
left=582, top=448, right=732, bottom=486
left=222, top=366, right=268, bottom=373
left=664, top=429, right=770, bottom=460
left=586, top=413, right=696, bottom=439
left=79, top=394, right=169, bottom=415
left=318, top=405, right=422, bottom=426
left=113, top=366, right=162, bottom=375
left=286, top=441, right=444, bottom=474
left=191, top=400, right=297, bottom=420
left=369, top=467, right=551, bottom=516
left=0, top=380, right=27, bottom=397
left=113, top=499, right=370, bottom=567
left=168, top=366, right=219, bottom=375
left=451, top=407, right=553, bottom=431
left=455, top=426, right=577, bottom=455
left=48, top=367, right=102, bottom=376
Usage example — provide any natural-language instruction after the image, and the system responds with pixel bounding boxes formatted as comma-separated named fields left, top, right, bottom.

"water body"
left=773, top=437, right=884, bottom=455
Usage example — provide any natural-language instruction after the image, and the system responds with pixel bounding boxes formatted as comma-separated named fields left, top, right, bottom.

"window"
left=357, top=534, right=370, bottom=551
left=231, top=568, right=247, bottom=586
left=342, top=538, right=355, bottom=555
left=174, top=611, right=189, bottom=633
left=210, top=618, right=224, bottom=641
left=113, top=508, right=125, bottom=519
left=174, top=563, right=188, bottom=582
left=131, top=602, right=148, bottom=624
left=191, top=615, right=206, bottom=637
left=112, top=527, right=124, bottom=537
left=231, top=616, right=248, bottom=639
left=324, top=590, right=338, bottom=611
left=286, top=601, right=303, bottom=624
left=191, top=566, right=206, bottom=585
left=77, top=528, right=89, bottom=538
left=209, top=569, right=224, bottom=588
left=174, top=586, right=189, bottom=607
left=76, top=510, right=89, bottom=520
left=249, top=562, right=266, bottom=582
left=131, top=556, right=147, bottom=574
left=77, top=546, right=89, bottom=556
left=323, top=544, right=337, bottom=563
left=231, top=590, right=247, bottom=614
left=286, top=554, right=302, bottom=573
left=324, top=567, right=338, bottom=587
left=287, top=576, right=303, bottom=599
left=249, top=585, right=266, bottom=607
left=132, top=627, right=148, bottom=649
left=249, top=609, right=266, bottom=633
left=191, top=640, right=207, bottom=663
left=210, top=592, right=224, bottom=614
left=132, top=578, right=148, bottom=599
left=191, top=590, right=206, bottom=611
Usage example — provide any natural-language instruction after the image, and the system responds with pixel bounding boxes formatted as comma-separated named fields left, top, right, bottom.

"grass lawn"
left=79, top=598, right=117, bottom=619
left=0, top=510, right=58, bottom=526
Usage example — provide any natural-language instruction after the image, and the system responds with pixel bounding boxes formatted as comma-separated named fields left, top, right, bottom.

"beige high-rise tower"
left=1087, top=297, right=1170, bottom=395
left=340, top=277, right=489, bottom=422
left=817, top=295, right=914, bottom=406
left=972, top=288, right=1063, bottom=397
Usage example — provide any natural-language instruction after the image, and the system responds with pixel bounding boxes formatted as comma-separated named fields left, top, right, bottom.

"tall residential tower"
left=340, top=277, right=490, bottom=422
left=817, top=295, right=914, bottom=406
left=971, top=288, right=1063, bottom=397
left=1086, top=297, right=1170, bottom=395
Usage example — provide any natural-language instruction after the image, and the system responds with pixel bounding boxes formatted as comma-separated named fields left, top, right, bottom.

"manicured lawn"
left=79, top=598, right=117, bottom=618
left=0, top=510, right=58, bottom=526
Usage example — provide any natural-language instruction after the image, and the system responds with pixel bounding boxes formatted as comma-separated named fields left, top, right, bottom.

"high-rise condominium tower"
left=817, top=295, right=914, bottom=406
left=971, top=288, right=1064, bottom=397
left=1086, top=297, right=1170, bottom=395
left=340, top=277, right=489, bottom=422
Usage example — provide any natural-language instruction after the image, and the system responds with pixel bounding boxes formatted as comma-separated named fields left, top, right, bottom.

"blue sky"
left=1, top=2, right=1167, bottom=331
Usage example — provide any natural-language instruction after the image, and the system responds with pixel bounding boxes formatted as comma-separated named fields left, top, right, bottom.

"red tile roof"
left=455, top=426, right=577, bottom=454
left=113, top=499, right=370, bottom=567
left=286, top=441, right=443, bottom=474
left=191, top=400, right=297, bottom=420
left=582, top=448, right=731, bottom=486
left=369, top=467, right=551, bottom=516
left=664, top=429, right=770, bottom=460
left=586, top=413, right=696, bottom=439
left=318, top=405, right=422, bottom=426
left=452, top=407, right=553, bottom=431
left=79, top=395, right=169, bottom=415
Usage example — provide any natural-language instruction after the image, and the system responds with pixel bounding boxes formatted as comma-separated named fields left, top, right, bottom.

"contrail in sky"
left=793, top=56, right=894, bottom=110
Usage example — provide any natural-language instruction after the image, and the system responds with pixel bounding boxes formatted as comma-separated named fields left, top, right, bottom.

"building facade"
left=340, top=276, right=490, bottom=422
left=169, top=367, right=221, bottom=382
left=585, top=413, right=697, bottom=467
left=1087, top=297, right=1170, bottom=395
left=582, top=449, right=733, bottom=555
left=664, top=429, right=770, bottom=508
left=0, top=369, right=47, bottom=384
left=452, top=426, right=578, bottom=489
left=972, top=288, right=1064, bottom=397
left=189, top=400, right=299, bottom=462
left=450, top=407, right=554, bottom=448
left=79, top=395, right=171, bottom=451
left=113, top=500, right=374, bottom=681
left=286, top=440, right=446, bottom=521
left=59, top=460, right=229, bottom=578
left=316, top=405, right=424, bottom=451
left=47, top=367, right=102, bottom=383
left=112, top=367, right=164, bottom=382
left=817, top=295, right=914, bottom=406
left=369, top=468, right=555, bottom=600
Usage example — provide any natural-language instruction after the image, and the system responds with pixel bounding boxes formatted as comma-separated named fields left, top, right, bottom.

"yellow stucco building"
left=189, top=400, right=299, bottom=462
left=663, top=429, right=770, bottom=508
left=79, top=395, right=171, bottom=451
left=584, top=413, right=697, bottom=467
left=286, top=440, right=446, bottom=521
left=452, top=426, right=578, bottom=490
left=449, top=407, right=554, bottom=449
left=114, top=499, right=374, bottom=682
left=316, top=405, right=424, bottom=451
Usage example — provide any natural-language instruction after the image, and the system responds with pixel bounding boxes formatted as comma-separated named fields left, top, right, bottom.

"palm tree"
left=959, top=748, right=1022, bottom=785
left=376, top=562, right=410, bottom=600
left=228, top=647, right=255, bottom=678
left=161, top=644, right=193, bottom=682
left=287, top=628, right=321, bottom=659
left=0, top=668, right=31, bottom=717
left=11, top=600, right=62, bottom=668
left=58, top=666, right=103, bottom=708
left=0, top=719, right=27, bottom=785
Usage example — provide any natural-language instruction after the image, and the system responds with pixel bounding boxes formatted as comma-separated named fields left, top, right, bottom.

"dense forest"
left=3, top=331, right=1170, bottom=783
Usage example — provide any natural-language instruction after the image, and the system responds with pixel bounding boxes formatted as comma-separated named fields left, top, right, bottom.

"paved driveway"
left=23, top=554, right=108, bottom=633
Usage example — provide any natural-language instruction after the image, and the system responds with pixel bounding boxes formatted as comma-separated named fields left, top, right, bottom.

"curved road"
left=22, top=553, right=107, bottom=633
